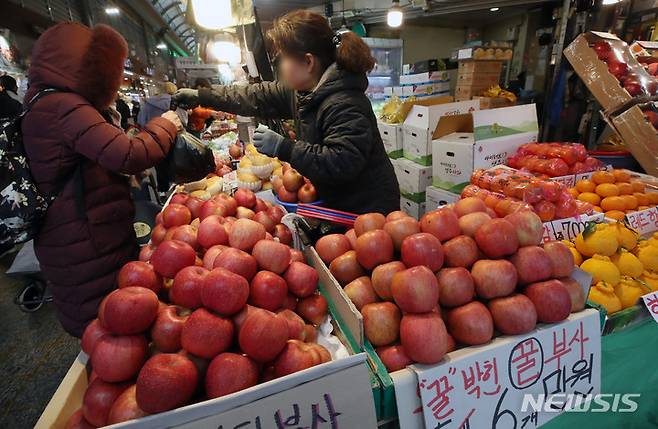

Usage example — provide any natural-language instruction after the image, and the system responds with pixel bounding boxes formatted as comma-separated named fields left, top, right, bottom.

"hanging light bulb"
left=387, top=1, right=403, bottom=28
left=191, top=0, right=233, bottom=30
left=601, top=0, right=620, bottom=4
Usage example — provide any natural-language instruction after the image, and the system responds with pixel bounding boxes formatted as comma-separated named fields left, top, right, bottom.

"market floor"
left=0, top=252, right=79, bottom=428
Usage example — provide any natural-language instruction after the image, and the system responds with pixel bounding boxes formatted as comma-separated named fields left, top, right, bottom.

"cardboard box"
left=399, top=71, right=450, bottom=86
left=563, top=32, right=635, bottom=111
left=455, top=84, right=494, bottom=100
left=377, top=121, right=403, bottom=159
left=383, top=86, right=393, bottom=96
left=394, top=158, right=432, bottom=202
left=400, top=196, right=426, bottom=219
left=402, top=98, right=479, bottom=166
left=403, top=59, right=442, bottom=74
left=474, top=95, right=515, bottom=109
left=609, top=105, right=658, bottom=176
left=425, top=185, right=460, bottom=211
left=457, top=47, right=513, bottom=61
left=431, top=104, right=539, bottom=192
left=456, top=71, right=500, bottom=86
left=457, top=60, right=503, bottom=74
left=401, top=82, right=450, bottom=97
left=393, top=86, right=404, bottom=96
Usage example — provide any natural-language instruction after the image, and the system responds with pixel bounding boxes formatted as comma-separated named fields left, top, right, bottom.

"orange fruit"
left=578, top=192, right=601, bottom=206
left=592, top=206, right=603, bottom=213
left=621, top=195, right=638, bottom=210
left=568, top=188, right=580, bottom=198
left=601, top=196, right=626, bottom=212
left=605, top=210, right=626, bottom=220
left=612, top=169, right=631, bottom=183
left=595, top=183, right=619, bottom=198
left=617, top=182, right=633, bottom=195
left=647, top=192, right=658, bottom=205
left=631, top=181, right=646, bottom=192
left=576, top=179, right=596, bottom=193
left=634, top=192, right=650, bottom=206
left=592, top=171, right=616, bottom=185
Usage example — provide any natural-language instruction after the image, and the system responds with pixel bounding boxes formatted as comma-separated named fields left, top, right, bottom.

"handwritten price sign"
left=414, top=310, right=601, bottom=429
left=541, top=213, right=605, bottom=243
left=642, top=291, right=658, bottom=324
left=625, top=206, right=658, bottom=236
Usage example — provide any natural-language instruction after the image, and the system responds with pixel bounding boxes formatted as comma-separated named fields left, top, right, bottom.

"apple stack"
left=315, top=197, right=585, bottom=373
left=592, top=40, right=658, bottom=98
left=70, top=187, right=333, bottom=428
left=271, top=164, right=319, bottom=204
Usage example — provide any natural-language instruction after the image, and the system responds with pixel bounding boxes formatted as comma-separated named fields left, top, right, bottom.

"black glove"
left=172, top=89, right=199, bottom=110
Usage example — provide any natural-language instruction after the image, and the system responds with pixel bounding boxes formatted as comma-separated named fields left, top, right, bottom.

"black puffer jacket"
left=198, top=65, right=399, bottom=215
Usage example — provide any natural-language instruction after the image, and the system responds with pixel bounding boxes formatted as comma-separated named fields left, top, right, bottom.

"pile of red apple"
left=592, top=40, right=658, bottom=97
left=314, top=197, right=585, bottom=373
left=68, top=188, right=332, bottom=428
left=271, top=164, right=318, bottom=204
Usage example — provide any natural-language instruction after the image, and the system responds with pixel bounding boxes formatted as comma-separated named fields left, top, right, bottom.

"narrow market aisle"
left=0, top=253, right=78, bottom=428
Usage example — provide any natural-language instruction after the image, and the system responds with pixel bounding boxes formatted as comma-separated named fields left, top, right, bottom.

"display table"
left=543, top=319, right=658, bottom=428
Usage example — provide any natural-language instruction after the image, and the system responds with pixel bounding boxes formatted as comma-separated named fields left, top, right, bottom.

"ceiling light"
left=209, top=40, right=241, bottom=65
left=105, top=7, right=120, bottom=15
left=490, top=7, right=500, bottom=11
left=157, top=43, right=167, bottom=49
left=601, top=0, right=620, bottom=4
left=387, top=1, right=403, bottom=28
left=191, top=0, right=233, bottom=30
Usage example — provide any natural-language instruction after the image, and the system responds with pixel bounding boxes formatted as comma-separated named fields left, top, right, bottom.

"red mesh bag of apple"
left=591, top=37, right=658, bottom=96
left=276, top=163, right=319, bottom=204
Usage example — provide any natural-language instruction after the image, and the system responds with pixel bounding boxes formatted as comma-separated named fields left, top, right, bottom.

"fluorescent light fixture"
left=210, top=41, right=241, bottom=65
left=490, top=7, right=500, bottom=11
left=156, top=43, right=167, bottom=49
left=124, top=70, right=134, bottom=76
left=387, top=1, right=403, bottom=28
left=191, top=0, right=233, bottom=30
left=105, top=7, right=120, bottom=15
left=602, top=0, right=620, bottom=4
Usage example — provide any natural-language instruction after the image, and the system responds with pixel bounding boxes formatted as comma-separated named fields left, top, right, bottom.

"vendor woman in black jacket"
left=174, top=10, right=399, bottom=215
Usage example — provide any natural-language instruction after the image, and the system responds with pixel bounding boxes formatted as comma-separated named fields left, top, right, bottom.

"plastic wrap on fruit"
left=533, top=200, right=556, bottom=222
left=461, top=184, right=489, bottom=199
left=554, top=191, right=578, bottom=219
left=584, top=156, right=605, bottom=171
left=541, top=181, right=562, bottom=202
left=574, top=199, right=594, bottom=215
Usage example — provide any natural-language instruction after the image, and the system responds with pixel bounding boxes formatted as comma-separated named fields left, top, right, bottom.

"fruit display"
left=273, top=163, right=319, bottom=205
left=507, top=142, right=604, bottom=176
left=569, top=169, right=658, bottom=220
left=590, top=39, right=658, bottom=97
left=463, top=168, right=592, bottom=221
left=316, top=205, right=585, bottom=372
left=569, top=222, right=657, bottom=315
left=67, top=187, right=336, bottom=428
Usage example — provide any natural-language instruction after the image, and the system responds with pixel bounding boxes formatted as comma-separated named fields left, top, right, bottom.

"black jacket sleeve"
left=277, top=101, right=370, bottom=186
left=198, top=82, right=295, bottom=119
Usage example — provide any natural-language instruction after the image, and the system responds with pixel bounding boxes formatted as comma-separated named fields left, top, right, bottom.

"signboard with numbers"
left=413, top=310, right=601, bottom=429
left=642, top=291, right=658, bottom=324
left=624, top=206, right=658, bottom=236
left=541, top=213, right=605, bottom=243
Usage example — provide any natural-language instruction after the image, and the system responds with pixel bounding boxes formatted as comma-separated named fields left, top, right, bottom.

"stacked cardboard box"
left=455, top=60, right=502, bottom=101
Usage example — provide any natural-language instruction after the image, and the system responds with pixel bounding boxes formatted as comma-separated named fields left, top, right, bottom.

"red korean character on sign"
left=636, top=211, right=649, bottom=231
left=568, top=321, right=590, bottom=360
left=544, top=328, right=571, bottom=370
left=648, top=208, right=658, bottom=229
left=642, top=292, right=658, bottom=317
left=508, top=338, right=544, bottom=389
left=460, top=358, right=501, bottom=399
left=420, top=374, right=455, bottom=421
left=541, top=223, right=554, bottom=243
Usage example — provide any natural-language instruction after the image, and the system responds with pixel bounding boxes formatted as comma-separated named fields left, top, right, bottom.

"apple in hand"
left=117, top=261, right=162, bottom=293
left=151, top=305, right=190, bottom=353
left=135, top=353, right=198, bottom=414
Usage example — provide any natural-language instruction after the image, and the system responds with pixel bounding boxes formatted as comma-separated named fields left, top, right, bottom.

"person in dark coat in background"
left=175, top=10, right=399, bottom=215
left=0, top=74, right=22, bottom=119
left=22, top=22, right=181, bottom=337
left=132, top=100, right=140, bottom=120
left=115, top=95, right=131, bottom=130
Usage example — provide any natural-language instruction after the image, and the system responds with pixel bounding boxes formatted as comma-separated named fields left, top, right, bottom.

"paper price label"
left=541, top=213, right=605, bottom=243
left=624, top=206, right=658, bottom=236
left=642, top=291, right=658, bottom=324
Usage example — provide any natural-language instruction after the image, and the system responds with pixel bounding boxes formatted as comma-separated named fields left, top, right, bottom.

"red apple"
left=64, top=409, right=95, bottom=429
left=162, top=204, right=191, bottom=228
left=215, top=194, right=238, bottom=216
left=282, top=293, right=298, bottom=311
left=277, top=185, right=298, bottom=203
left=298, top=183, right=318, bottom=203
left=543, top=241, right=575, bottom=278
left=474, top=219, right=519, bottom=259
left=238, top=309, right=288, bottom=362
left=505, top=210, right=543, bottom=247
left=198, top=200, right=226, bottom=221
left=345, top=228, right=357, bottom=248
left=420, top=208, right=461, bottom=242
left=488, top=294, right=537, bottom=335
left=361, top=302, right=401, bottom=347
left=235, top=188, right=256, bottom=208
left=510, top=244, right=553, bottom=284
left=107, top=385, right=148, bottom=425
left=267, top=205, right=286, bottom=223
left=624, top=79, right=643, bottom=96
left=232, top=304, right=261, bottom=335
left=400, top=233, right=444, bottom=272
left=447, top=301, right=494, bottom=345
left=213, top=247, right=258, bottom=281
left=437, top=267, right=474, bottom=307
left=273, top=340, right=316, bottom=377
left=181, top=308, right=234, bottom=358
left=171, top=224, right=199, bottom=250
left=151, top=305, right=190, bottom=353
left=197, top=215, right=228, bottom=249
left=150, top=240, right=196, bottom=278
left=384, top=217, right=421, bottom=250
left=250, top=270, right=288, bottom=311
left=458, top=212, right=492, bottom=238
left=315, top=234, right=352, bottom=264
left=289, top=248, right=305, bottom=263
left=391, top=266, right=439, bottom=313
left=135, top=353, right=198, bottom=413
left=471, top=259, right=518, bottom=299
left=236, top=206, right=255, bottom=219
left=376, top=344, right=412, bottom=372
left=138, top=244, right=154, bottom=262
left=355, top=229, right=394, bottom=270
left=252, top=239, right=291, bottom=274
left=92, top=335, right=148, bottom=382
left=277, top=309, right=305, bottom=340
left=559, top=277, right=586, bottom=312
left=82, top=378, right=129, bottom=427
left=524, top=279, right=571, bottom=323
left=454, top=197, right=487, bottom=217
left=608, top=60, right=629, bottom=80
left=344, top=276, right=379, bottom=310
left=253, top=211, right=276, bottom=232
left=354, top=213, right=386, bottom=236
left=329, top=250, right=365, bottom=285
left=202, top=267, right=250, bottom=316
left=185, top=196, right=204, bottom=219
left=296, top=294, right=328, bottom=325
left=371, top=261, right=406, bottom=301
left=228, top=218, right=266, bottom=252
left=117, top=261, right=162, bottom=293
left=99, top=287, right=159, bottom=335
left=273, top=224, right=293, bottom=245
left=150, top=224, right=167, bottom=246
left=81, top=319, right=110, bottom=356
left=170, top=265, right=208, bottom=309
left=386, top=210, right=409, bottom=222
left=442, top=235, right=479, bottom=268
left=400, top=312, right=447, bottom=364
left=206, top=352, right=259, bottom=398
left=170, top=193, right=189, bottom=206
left=284, top=261, right=319, bottom=298
left=202, top=245, right=226, bottom=270
left=304, top=324, right=318, bottom=343
left=592, top=40, right=611, bottom=61
left=282, top=169, right=305, bottom=192
left=254, top=198, right=269, bottom=213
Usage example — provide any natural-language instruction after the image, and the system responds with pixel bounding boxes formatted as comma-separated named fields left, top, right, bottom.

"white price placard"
left=414, top=311, right=601, bottom=429
left=541, top=213, right=605, bottom=243
left=642, top=291, right=658, bottom=324
left=624, top=206, right=658, bottom=236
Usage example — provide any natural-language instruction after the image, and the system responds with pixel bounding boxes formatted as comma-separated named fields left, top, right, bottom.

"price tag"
left=542, top=213, right=604, bottom=242
left=642, top=291, right=658, bottom=324
left=624, top=206, right=658, bottom=236
left=414, top=311, right=601, bottom=429
left=550, top=175, right=576, bottom=188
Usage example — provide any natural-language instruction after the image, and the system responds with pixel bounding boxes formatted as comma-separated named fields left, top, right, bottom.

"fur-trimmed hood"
left=26, top=22, right=128, bottom=110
